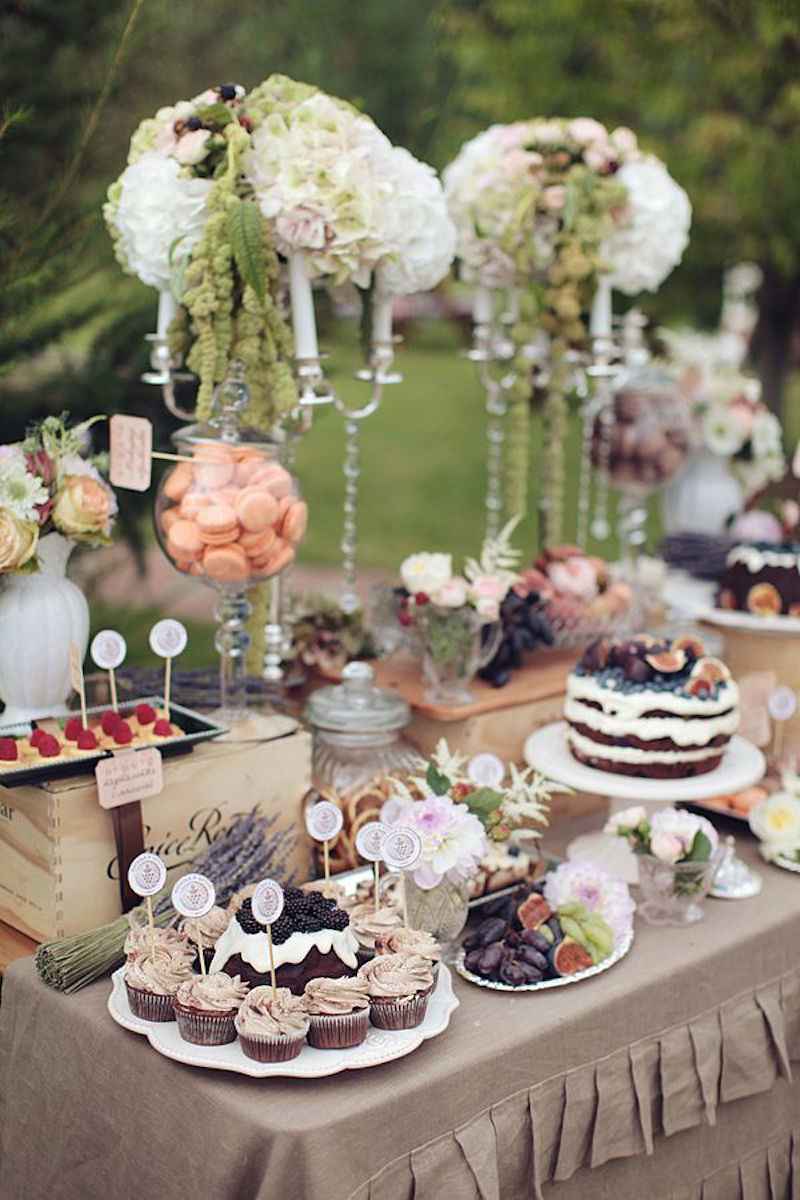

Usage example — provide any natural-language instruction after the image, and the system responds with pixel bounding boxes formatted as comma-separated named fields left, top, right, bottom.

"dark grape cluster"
left=479, top=592, right=554, bottom=688
left=235, top=889, right=350, bottom=944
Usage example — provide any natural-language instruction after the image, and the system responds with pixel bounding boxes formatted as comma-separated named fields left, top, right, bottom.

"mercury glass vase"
left=403, top=875, right=472, bottom=952
left=637, top=851, right=723, bottom=926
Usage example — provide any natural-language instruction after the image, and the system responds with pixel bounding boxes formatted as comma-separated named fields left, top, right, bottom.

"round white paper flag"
left=305, top=800, right=344, bottom=843
left=128, top=852, right=167, bottom=898
left=171, top=873, right=216, bottom=919
left=382, top=826, right=423, bottom=872
left=355, top=820, right=389, bottom=863
left=467, top=752, right=505, bottom=788
left=768, top=686, right=798, bottom=722
left=251, top=879, right=285, bottom=926
left=90, top=629, right=127, bottom=671
left=149, top=619, right=188, bottom=659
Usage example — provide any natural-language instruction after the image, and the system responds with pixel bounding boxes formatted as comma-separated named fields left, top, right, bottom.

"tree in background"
left=442, top=0, right=800, bottom=418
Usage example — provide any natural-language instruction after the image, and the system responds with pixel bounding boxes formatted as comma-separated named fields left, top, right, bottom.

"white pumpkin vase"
left=661, top=450, right=744, bottom=537
left=0, top=532, right=89, bottom=726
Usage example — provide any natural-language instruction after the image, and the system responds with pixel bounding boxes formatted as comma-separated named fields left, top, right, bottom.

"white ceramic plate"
left=454, top=926, right=634, bottom=992
left=524, top=723, right=766, bottom=803
left=759, top=846, right=800, bottom=874
left=696, top=607, right=800, bottom=636
left=107, top=964, right=459, bottom=1078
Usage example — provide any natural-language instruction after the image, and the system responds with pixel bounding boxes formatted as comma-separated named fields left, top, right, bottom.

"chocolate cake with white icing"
left=717, top=541, right=800, bottom=617
left=209, top=887, right=359, bottom=995
left=565, top=634, right=739, bottom=779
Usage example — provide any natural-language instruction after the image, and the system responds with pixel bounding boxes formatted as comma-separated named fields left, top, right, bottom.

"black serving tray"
left=0, top=697, right=227, bottom=788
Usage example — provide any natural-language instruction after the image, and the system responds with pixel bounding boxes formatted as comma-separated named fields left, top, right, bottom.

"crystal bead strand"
left=339, top=415, right=361, bottom=614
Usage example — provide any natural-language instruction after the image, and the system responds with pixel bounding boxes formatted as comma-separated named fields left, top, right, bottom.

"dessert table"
left=1, top=830, right=798, bottom=1200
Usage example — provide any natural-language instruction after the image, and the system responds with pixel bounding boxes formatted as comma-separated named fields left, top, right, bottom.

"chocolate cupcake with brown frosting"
left=180, top=905, right=230, bottom=973
left=303, top=975, right=370, bottom=1049
left=123, top=940, right=196, bottom=1022
left=374, top=928, right=441, bottom=987
left=173, top=972, right=249, bottom=1045
left=347, top=903, right=405, bottom=965
left=235, top=986, right=310, bottom=1063
left=358, top=953, right=433, bottom=1030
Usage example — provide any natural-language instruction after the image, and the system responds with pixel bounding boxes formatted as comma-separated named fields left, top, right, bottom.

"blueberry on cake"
left=565, top=634, right=739, bottom=779
left=209, top=887, right=358, bottom=995
left=717, top=542, right=800, bottom=618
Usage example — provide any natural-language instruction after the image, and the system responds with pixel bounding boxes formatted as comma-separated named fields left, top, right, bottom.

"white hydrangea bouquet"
left=697, top=370, right=784, bottom=498
left=105, top=75, right=455, bottom=428
left=443, top=117, right=691, bottom=526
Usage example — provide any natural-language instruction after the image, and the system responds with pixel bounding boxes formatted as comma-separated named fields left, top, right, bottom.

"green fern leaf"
left=227, top=197, right=266, bottom=304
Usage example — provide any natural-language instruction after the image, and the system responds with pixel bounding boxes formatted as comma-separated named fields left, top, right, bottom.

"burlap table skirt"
left=1, top=838, right=798, bottom=1200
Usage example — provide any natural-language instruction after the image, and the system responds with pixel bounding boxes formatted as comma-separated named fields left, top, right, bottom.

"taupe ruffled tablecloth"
left=1, top=837, right=799, bottom=1200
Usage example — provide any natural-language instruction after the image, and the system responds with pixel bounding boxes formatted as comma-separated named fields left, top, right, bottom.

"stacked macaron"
left=158, top=443, right=307, bottom=585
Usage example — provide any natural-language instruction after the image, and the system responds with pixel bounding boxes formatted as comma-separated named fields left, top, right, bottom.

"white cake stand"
left=525, top=724, right=766, bottom=883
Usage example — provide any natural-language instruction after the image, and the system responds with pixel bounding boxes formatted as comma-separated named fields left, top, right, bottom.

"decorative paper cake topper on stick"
left=68, top=641, right=88, bottom=731
left=128, top=852, right=167, bottom=958
left=382, top=826, right=423, bottom=929
left=109, top=414, right=194, bottom=492
left=356, top=821, right=389, bottom=913
left=305, top=801, right=344, bottom=883
left=171, top=873, right=216, bottom=976
left=251, top=879, right=286, bottom=999
left=467, top=752, right=505, bottom=788
left=768, top=686, right=798, bottom=761
left=149, top=619, right=188, bottom=722
left=90, top=629, right=127, bottom=713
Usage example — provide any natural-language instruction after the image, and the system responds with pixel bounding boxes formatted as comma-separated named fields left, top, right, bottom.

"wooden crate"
left=0, top=713, right=313, bottom=943
left=701, top=623, right=800, bottom=751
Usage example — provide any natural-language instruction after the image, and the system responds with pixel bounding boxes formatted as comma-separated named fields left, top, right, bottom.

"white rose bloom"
left=400, top=552, right=453, bottom=597
left=106, top=153, right=213, bottom=291
left=650, top=806, right=718, bottom=855
left=751, top=410, right=783, bottom=459
left=603, top=156, right=692, bottom=294
left=749, top=793, right=800, bottom=853
left=374, top=147, right=456, bottom=295
left=703, top=403, right=747, bottom=457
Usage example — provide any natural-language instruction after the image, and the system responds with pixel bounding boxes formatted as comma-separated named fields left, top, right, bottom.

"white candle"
left=157, top=290, right=177, bottom=339
left=473, top=285, right=493, bottom=325
left=590, top=276, right=612, bottom=338
left=372, top=292, right=393, bottom=344
left=288, top=252, right=319, bottom=359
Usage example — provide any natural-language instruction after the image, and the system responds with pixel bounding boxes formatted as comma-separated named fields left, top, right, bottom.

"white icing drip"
left=567, top=727, right=724, bottom=765
left=565, top=697, right=739, bottom=746
left=727, top=545, right=800, bottom=573
left=567, top=673, right=739, bottom=720
left=209, top=922, right=359, bottom=976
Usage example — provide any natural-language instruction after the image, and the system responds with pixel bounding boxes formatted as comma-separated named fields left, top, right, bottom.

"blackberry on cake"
left=564, top=633, right=739, bottom=779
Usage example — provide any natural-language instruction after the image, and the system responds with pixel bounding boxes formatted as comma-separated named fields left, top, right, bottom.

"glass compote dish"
left=153, top=363, right=306, bottom=722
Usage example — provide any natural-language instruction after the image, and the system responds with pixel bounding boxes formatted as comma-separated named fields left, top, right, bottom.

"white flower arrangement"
left=373, top=147, right=456, bottom=296
left=602, top=156, right=691, bottom=294
left=399, top=517, right=522, bottom=622
left=695, top=370, right=785, bottom=497
left=748, top=784, right=800, bottom=862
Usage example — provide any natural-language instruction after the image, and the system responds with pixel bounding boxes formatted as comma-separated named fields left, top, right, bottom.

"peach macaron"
left=235, top=487, right=279, bottom=532
left=203, top=543, right=250, bottom=583
left=167, top=519, right=204, bottom=563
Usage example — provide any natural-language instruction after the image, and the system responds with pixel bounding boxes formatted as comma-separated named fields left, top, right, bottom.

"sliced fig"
left=690, top=656, right=731, bottom=686
left=645, top=648, right=688, bottom=673
left=747, top=582, right=781, bottom=616
left=517, top=894, right=552, bottom=930
left=550, top=938, right=593, bottom=977
left=624, top=657, right=652, bottom=683
left=687, top=676, right=712, bottom=697
left=673, top=634, right=705, bottom=659
left=718, top=588, right=737, bottom=611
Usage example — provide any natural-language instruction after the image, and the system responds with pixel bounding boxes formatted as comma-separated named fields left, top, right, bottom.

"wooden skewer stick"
left=164, top=657, right=172, bottom=723
left=401, top=875, right=408, bottom=929
left=146, top=895, right=155, bottom=959
left=197, top=929, right=206, bottom=977
left=373, top=861, right=380, bottom=914
left=151, top=451, right=195, bottom=464
left=267, top=927, right=277, bottom=1000
left=108, top=667, right=118, bottom=713
left=323, top=839, right=330, bottom=882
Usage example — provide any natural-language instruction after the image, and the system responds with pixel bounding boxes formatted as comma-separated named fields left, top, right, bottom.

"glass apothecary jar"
left=303, top=662, right=423, bottom=872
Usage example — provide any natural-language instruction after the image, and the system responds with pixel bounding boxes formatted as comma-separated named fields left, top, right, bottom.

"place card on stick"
left=305, top=801, right=344, bottom=882
left=171, top=873, right=216, bottom=976
left=90, top=629, right=127, bottom=713
left=149, top=619, right=188, bottom=722
left=251, top=879, right=285, bottom=999
left=109, top=414, right=195, bottom=492
left=467, top=753, right=505, bottom=788
left=382, top=826, right=423, bottom=929
left=68, top=641, right=88, bottom=731
left=768, top=686, right=798, bottom=762
left=128, top=851, right=167, bottom=959
left=356, top=821, right=389, bottom=913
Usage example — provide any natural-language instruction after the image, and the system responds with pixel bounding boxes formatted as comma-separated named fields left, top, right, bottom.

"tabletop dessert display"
left=565, top=632, right=740, bottom=779
left=458, top=860, right=634, bottom=989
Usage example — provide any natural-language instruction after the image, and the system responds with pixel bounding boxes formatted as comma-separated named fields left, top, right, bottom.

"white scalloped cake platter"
left=108, top=964, right=459, bottom=1078
left=696, top=607, right=800, bottom=636
left=524, top=723, right=766, bottom=802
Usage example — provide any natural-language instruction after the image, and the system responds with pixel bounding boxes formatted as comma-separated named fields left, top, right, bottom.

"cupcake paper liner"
left=237, top=1029, right=308, bottom=1063
left=307, top=1008, right=370, bottom=1050
left=125, top=982, right=176, bottom=1023
left=369, top=991, right=429, bottom=1031
left=173, top=1002, right=238, bottom=1046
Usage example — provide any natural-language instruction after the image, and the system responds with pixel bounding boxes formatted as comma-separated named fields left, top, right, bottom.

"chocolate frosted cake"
left=209, top=887, right=358, bottom=995
left=717, top=542, right=800, bottom=617
left=565, top=634, right=739, bottom=779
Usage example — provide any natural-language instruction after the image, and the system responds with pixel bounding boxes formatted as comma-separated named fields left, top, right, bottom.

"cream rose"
left=431, top=576, right=468, bottom=609
left=52, top=476, right=112, bottom=537
left=0, top=511, right=39, bottom=572
left=400, top=552, right=452, bottom=597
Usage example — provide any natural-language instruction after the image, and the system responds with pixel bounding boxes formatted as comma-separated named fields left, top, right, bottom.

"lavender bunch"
left=36, top=812, right=297, bottom=994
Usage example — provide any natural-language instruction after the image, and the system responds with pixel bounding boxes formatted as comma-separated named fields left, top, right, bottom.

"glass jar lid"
left=172, top=361, right=281, bottom=451
left=304, top=662, right=410, bottom=734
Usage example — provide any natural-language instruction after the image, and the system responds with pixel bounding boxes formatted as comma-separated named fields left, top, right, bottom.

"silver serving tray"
left=454, top=926, right=634, bottom=992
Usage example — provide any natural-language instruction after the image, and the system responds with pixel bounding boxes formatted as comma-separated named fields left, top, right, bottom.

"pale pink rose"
left=275, top=207, right=327, bottom=250
left=174, top=129, right=211, bottom=166
left=610, top=126, right=639, bottom=155
left=504, top=148, right=542, bottom=175
left=543, top=185, right=567, bottom=211
left=729, top=399, right=755, bottom=438
left=155, top=124, right=179, bottom=156
left=469, top=574, right=508, bottom=607
left=547, top=557, right=599, bottom=602
left=432, top=576, right=468, bottom=609
left=584, top=144, right=612, bottom=172
left=475, top=597, right=500, bottom=622
left=651, top=831, right=683, bottom=864
left=568, top=117, right=608, bottom=145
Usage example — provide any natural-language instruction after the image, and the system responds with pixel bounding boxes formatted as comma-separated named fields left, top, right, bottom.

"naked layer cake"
left=564, top=634, right=739, bottom=779
left=717, top=541, right=800, bottom=618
